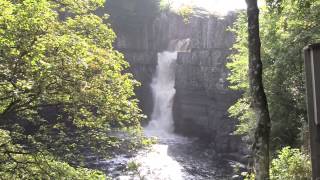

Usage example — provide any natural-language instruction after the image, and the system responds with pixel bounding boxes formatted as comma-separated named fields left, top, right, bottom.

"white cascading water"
left=125, top=51, right=186, bottom=180
left=117, top=42, right=195, bottom=180
left=145, top=51, right=178, bottom=136
left=107, top=40, right=224, bottom=179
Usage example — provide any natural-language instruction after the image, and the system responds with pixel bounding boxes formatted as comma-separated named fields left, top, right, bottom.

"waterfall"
left=145, top=51, right=178, bottom=136
left=111, top=48, right=221, bottom=180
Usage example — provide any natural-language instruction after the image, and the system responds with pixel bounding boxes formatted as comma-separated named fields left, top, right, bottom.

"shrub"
left=270, top=147, right=311, bottom=180
left=242, top=146, right=311, bottom=180
left=177, top=5, right=194, bottom=24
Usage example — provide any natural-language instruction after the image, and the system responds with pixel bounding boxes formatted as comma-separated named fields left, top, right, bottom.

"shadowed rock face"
left=171, top=14, right=242, bottom=153
left=104, top=1, right=243, bottom=153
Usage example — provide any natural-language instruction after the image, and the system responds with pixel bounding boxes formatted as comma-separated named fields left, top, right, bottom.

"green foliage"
left=0, top=0, right=144, bottom=177
left=159, top=0, right=172, bottom=12
left=228, top=97, right=256, bottom=138
left=242, top=147, right=311, bottom=180
left=52, top=0, right=105, bottom=14
left=270, top=147, right=311, bottom=180
left=176, top=5, right=194, bottom=24
left=127, top=161, right=140, bottom=172
left=243, top=172, right=255, bottom=180
left=227, top=11, right=255, bottom=144
left=158, top=0, right=194, bottom=23
left=126, top=161, right=145, bottom=180
left=227, top=0, right=320, bottom=151
left=227, top=12, right=249, bottom=91
left=227, top=12, right=255, bottom=140
left=0, top=129, right=108, bottom=179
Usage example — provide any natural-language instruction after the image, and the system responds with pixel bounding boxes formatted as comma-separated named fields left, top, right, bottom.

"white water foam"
left=145, top=51, right=178, bottom=138
left=134, top=51, right=186, bottom=179
left=121, top=50, right=198, bottom=180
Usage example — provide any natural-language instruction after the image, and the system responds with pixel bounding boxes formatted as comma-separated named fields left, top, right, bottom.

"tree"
left=229, top=0, right=320, bottom=148
left=245, top=0, right=271, bottom=179
left=0, top=0, right=144, bottom=178
left=229, top=0, right=320, bottom=178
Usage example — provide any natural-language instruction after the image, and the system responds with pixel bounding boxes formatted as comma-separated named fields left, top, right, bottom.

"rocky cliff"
left=104, top=1, right=242, bottom=153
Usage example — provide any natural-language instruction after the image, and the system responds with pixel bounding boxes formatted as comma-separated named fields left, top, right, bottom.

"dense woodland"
left=228, top=0, right=318, bottom=179
left=0, top=0, right=319, bottom=179
left=0, top=0, right=147, bottom=178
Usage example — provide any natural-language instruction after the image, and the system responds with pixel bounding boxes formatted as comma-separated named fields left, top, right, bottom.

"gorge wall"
left=102, top=1, right=242, bottom=153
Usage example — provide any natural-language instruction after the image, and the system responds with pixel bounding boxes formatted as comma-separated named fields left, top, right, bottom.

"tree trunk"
left=245, top=0, right=271, bottom=179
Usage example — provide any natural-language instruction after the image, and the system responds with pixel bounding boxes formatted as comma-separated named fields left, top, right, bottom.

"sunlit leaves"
left=50, top=0, right=105, bottom=14
left=270, top=147, right=311, bottom=179
left=0, top=0, right=143, bottom=178
left=176, top=5, right=194, bottom=24
left=0, top=129, right=107, bottom=179
left=227, top=12, right=249, bottom=91
left=227, top=0, right=320, bottom=151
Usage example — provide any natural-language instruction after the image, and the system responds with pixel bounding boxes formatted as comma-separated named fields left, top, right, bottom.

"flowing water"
left=139, top=51, right=187, bottom=179
left=145, top=51, right=177, bottom=136
left=93, top=51, right=240, bottom=179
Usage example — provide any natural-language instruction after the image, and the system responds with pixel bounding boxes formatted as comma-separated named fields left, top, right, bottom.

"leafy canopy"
left=227, top=0, right=320, bottom=151
left=0, top=0, right=144, bottom=178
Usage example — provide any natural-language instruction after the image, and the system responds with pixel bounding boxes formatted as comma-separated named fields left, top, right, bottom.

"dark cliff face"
left=99, top=0, right=161, bottom=120
left=104, top=1, right=242, bottom=153
left=170, top=13, right=242, bottom=153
